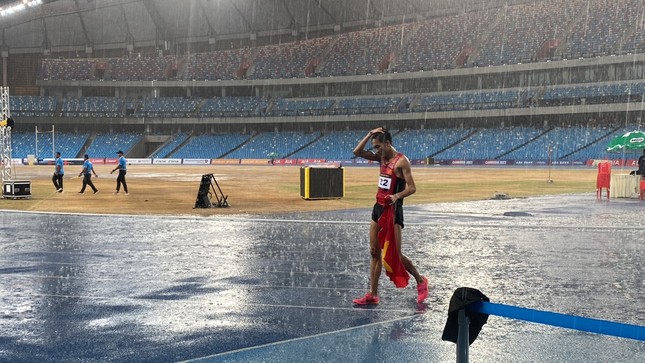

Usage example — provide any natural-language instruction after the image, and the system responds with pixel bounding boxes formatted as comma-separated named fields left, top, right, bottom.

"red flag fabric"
left=377, top=204, right=410, bottom=288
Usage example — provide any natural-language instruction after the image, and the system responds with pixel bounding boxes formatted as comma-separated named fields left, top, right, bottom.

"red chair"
left=640, top=180, right=645, bottom=201
left=596, top=161, right=611, bottom=199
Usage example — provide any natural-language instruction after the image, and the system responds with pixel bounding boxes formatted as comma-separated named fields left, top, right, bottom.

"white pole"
left=52, top=124, right=55, bottom=158
left=35, top=125, right=38, bottom=161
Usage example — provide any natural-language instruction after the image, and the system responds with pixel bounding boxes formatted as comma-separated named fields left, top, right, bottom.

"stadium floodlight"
left=0, top=0, right=42, bottom=17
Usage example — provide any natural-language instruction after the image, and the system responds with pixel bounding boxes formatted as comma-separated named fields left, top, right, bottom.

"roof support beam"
left=41, top=16, right=49, bottom=51
left=279, top=0, right=296, bottom=29
left=141, top=0, right=170, bottom=44
left=197, top=0, right=216, bottom=37
left=311, top=0, right=337, bottom=24
left=400, top=0, right=420, bottom=14
left=227, top=0, right=253, bottom=34
left=118, top=4, right=133, bottom=44
left=73, top=0, right=90, bottom=46
left=366, top=0, right=384, bottom=22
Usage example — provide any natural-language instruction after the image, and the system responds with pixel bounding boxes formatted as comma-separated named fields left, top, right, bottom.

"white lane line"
left=9, top=292, right=419, bottom=314
left=176, top=313, right=423, bottom=363
left=0, top=273, right=364, bottom=290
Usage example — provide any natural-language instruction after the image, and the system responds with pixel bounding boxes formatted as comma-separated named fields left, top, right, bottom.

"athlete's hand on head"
left=369, top=127, right=384, bottom=136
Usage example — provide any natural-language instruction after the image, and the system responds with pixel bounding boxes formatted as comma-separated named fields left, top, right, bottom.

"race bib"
left=378, top=175, right=392, bottom=190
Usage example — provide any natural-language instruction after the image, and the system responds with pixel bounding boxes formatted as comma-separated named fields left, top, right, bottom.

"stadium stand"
left=393, top=10, right=494, bottom=72
left=170, top=133, right=251, bottom=159
left=394, top=128, right=476, bottom=160
left=315, top=24, right=409, bottom=76
left=410, top=88, right=527, bottom=112
left=540, top=81, right=645, bottom=106
left=566, top=125, right=636, bottom=160
left=108, top=56, right=176, bottom=81
left=7, top=80, right=642, bottom=121
left=502, top=125, right=615, bottom=161
left=271, top=98, right=335, bottom=116
left=84, top=133, right=142, bottom=158
left=11, top=132, right=89, bottom=159
left=135, top=97, right=200, bottom=118
left=150, top=132, right=190, bottom=158
left=181, top=48, right=253, bottom=81
left=433, top=127, right=546, bottom=160
left=290, top=130, right=368, bottom=160
left=563, top=0, right=642, bottom=58
left=9, top=96, right=57, bottom=117
left=332, top=96, right=402, bottom=115
left=622, top=7, right=645, bottom=54
left=8, top=79, right=645, bottom=122
left=225, top=131, right=320, bottom=160
left=200, top=97, right=265, bottom=118
left=249, top=37, right=332, bottom=79
left=36, top=0, right=645, bottom=82
left=62, top=97, right=123, bottom=118
left=473, top=0, right=584, bottom=66
left=38, top=58, right=94, bottom=81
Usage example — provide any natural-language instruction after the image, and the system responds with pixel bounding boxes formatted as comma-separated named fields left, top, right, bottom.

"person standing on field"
left=638, top=148, right=645, bottom=178
left=111, top=150, right=129, bottom=194
left=52, top=151, right=64, bottom=193
left=352, top=127, right=428, bottom=306
left=78, top=154, right=99, bottom=194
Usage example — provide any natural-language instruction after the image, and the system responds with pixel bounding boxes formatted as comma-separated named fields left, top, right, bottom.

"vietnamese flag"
left=377, top=204, right=410, bottom=288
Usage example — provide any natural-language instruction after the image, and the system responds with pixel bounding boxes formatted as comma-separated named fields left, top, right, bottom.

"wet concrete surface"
left=1, top=193, right=644, bottom=362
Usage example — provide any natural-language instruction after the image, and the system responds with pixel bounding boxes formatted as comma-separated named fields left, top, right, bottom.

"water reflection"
left=0, top=193, right=643, bottom=362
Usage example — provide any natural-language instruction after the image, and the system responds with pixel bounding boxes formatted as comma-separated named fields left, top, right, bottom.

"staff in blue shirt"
left=111, top=150, right=129, bottom=194
left=78, top=154, right=99, bottom=194
left=52, top=151, right=64, bottom=193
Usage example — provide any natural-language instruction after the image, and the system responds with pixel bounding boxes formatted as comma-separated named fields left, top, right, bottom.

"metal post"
left=0, top=86, right=12, bottom=181
left=2, top=56, right=7, bottom=87
left=52, top=124, right=55, bottom=159
left=35, top=125, right=38, bottom=161
left=457, top=309, right=470, bottom=363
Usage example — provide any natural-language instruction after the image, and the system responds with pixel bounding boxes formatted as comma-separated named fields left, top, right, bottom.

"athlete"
left=352, top=127, right=428, bottom=305
left=52, top=151, right=64, bottom=193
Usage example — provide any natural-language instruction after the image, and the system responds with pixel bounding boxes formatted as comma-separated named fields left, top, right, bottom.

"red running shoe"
left=417, top=277, right=429, bottom=303
left=353, top=292, right=380, bottom=305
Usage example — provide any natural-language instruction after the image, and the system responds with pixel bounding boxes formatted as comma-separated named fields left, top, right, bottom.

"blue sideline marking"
left=470, top=302, right=645, bottom=341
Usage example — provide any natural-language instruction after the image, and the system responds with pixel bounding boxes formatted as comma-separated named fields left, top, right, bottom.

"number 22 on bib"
left=378, top=175, right=392, bottom=190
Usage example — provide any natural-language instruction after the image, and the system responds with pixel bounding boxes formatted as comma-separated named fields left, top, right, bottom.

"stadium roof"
left=0, top=0, right=527, bottom=54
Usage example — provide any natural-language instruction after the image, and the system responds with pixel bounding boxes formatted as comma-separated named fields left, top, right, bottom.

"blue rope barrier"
left=469, top=301, right=645, bottom=342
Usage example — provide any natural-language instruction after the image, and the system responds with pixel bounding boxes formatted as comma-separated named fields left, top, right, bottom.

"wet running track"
left=1, top=194, right=644, bottom=362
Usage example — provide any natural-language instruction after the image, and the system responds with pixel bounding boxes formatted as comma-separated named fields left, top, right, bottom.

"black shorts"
left=371, top=202, right=404, bottom=228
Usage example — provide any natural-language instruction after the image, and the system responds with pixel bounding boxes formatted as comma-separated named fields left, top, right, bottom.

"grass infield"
left=0, top=164, right=598, bottom=216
